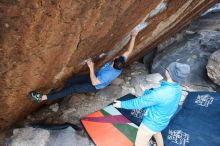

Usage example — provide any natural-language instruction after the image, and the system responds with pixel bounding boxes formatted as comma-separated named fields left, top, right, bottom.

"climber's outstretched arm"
left=123, top=31, right=138, bottom=59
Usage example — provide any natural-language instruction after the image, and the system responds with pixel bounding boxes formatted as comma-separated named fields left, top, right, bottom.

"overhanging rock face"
left=0, top=0, right=218, bottom=128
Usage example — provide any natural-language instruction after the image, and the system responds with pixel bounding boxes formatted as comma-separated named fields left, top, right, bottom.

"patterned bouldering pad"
left=81, top=92, right=220, bottom=146
left=81, top=104, right=138, bottom=146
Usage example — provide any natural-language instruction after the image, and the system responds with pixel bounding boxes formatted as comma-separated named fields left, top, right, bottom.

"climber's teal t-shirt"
left=95, top=56, right=126, bottom=89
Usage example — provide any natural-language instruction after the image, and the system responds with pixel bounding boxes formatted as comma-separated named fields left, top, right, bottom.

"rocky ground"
left=2, top=4, right=220, bottom=146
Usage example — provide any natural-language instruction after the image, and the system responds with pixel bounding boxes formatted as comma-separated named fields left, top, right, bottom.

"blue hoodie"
left=121, top=81, right=182, bottom=132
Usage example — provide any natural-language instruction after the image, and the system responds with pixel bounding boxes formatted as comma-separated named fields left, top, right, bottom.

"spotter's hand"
left=113, top=100, right=121, bottom=108
left=140, top=84, right=146, bottom=91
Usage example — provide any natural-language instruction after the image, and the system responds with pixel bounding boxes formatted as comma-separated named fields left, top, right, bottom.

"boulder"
left=207, top=49, right=220, bottom=86
left=130, top=73, right=163, bottom=96
left=49, top=103, right=59, bottom=112
left=142, top=49, right=157, bottom=70
left=7, top=127, right=93, bottom=146
left=8, top=127, right=50, bottom=146
left=46, top=127, right=93, bottom=146
left=111, top=78, right=125, bottom=85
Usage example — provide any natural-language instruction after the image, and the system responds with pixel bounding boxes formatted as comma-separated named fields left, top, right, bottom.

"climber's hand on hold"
left=123, top=30, right=138, bottom=59
left=87, top=58, right=94, bottom=69
left=131, top=30, right=138, bottom=37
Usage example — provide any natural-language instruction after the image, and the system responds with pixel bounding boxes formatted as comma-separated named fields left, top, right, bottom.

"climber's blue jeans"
left=47, top=74, right=97, bottom=100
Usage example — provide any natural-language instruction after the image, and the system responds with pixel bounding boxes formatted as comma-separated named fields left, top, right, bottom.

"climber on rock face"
left=113, top=62, right=191, bottom=146
left=29, top=30, right=138, bottom=102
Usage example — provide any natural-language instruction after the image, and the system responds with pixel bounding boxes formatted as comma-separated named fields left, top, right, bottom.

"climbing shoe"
left=29, top=91, right=43, bottom=102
